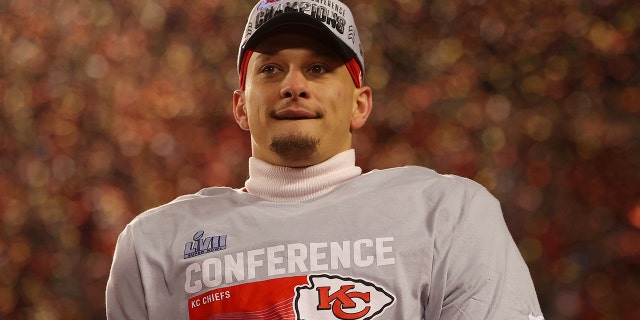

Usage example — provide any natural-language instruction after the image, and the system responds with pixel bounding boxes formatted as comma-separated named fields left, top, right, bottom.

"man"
left=106, top=0, right=544, bottom=319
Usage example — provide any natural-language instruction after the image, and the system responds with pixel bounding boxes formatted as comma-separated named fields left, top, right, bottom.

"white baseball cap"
left=237, top=0, right=365, bottom=89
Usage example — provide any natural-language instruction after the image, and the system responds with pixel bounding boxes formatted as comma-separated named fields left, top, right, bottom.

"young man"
left=106, top=0, right=544, bottom=319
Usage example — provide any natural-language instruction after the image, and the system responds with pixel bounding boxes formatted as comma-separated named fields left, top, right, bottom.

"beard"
left=270, top=134, right=320, bottom=163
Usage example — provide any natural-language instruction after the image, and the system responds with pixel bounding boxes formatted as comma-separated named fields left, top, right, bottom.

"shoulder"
left=355, top=166, right=499, bottom=230
left=127, top=186, right=240, bottom=227
left=360, top=166, right=485, bottom=195
left=348, top=166, right=496, bottom=224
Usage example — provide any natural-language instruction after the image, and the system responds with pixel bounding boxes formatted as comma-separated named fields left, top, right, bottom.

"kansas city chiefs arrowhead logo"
left=294, top=274, right=395, bottom=320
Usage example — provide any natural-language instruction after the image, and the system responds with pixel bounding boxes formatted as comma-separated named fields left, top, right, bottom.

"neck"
left=244, top=149, right=361, bottom=202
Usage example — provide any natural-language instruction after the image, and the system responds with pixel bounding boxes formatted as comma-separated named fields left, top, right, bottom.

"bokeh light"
left=1, top=0, right=639, bottom=319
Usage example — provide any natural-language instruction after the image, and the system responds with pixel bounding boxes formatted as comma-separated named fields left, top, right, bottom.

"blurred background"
left=0, top=0, right=638, bottom=319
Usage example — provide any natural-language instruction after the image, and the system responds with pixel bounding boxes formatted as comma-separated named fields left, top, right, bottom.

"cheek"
left=246, top=108, right=265, bottom=131
left=244, top=94, right=267, bottom=124
left=329, top=90, right=356, bottom=124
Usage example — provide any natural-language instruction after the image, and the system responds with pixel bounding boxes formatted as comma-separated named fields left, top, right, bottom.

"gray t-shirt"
left=106, top=166, right=544, bottom=319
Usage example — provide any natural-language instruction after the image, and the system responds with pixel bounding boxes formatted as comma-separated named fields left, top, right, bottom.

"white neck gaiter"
left=244, top=149, right=361, bottom=203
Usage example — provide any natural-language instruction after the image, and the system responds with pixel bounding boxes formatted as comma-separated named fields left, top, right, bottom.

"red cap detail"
left=239, top=49, right=254, bottom=90
left=345, top=58, right=363, bottom=88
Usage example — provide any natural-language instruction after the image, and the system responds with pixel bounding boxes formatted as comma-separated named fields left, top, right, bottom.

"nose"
left=280, top=68, right=309, bottom=99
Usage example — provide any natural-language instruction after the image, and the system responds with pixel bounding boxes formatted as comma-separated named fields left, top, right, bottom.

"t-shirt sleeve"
left=106, top=224, right=149, bottom=319
left=439, top=187, right=544, bottom=320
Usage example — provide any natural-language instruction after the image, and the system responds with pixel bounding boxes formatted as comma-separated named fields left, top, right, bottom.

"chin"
left=270, top=134, right=320, bottom=164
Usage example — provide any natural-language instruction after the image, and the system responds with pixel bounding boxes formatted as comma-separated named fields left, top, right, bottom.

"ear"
left=350, top=85, right=373, bottom=130
left=233, top=90, right=250, bottom=131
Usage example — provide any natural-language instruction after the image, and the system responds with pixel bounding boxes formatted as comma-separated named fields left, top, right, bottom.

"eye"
left=309, top=64, right=328, bottom=74
left=259, top=64, right=279, bottom=74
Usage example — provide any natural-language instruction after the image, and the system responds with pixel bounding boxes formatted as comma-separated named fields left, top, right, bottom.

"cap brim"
left=241, top=12, right=356, bottom=63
